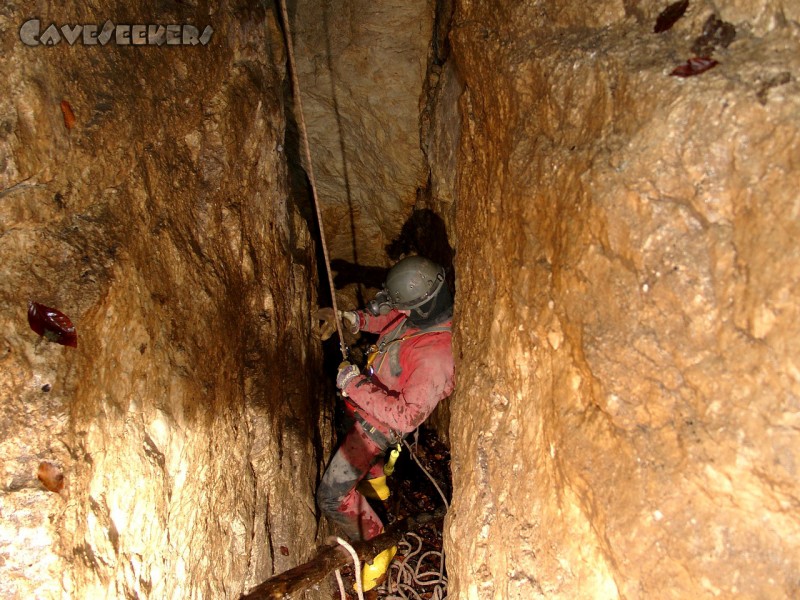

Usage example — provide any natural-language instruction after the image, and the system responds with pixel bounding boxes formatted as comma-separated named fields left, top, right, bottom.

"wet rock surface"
left=0, top=2, right=327, bottom=598
left=443, top=0, right=800, bottom=598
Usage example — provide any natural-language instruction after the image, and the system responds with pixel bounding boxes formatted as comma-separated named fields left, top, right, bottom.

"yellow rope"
left=278, top=0, right=347, bottom=358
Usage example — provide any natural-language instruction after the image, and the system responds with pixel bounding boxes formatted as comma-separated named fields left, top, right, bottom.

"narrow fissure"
left=280, top=3, right=458, bottom=593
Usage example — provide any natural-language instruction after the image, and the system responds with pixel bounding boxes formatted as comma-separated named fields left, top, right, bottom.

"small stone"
left=547, top=330, right=563, bottom=350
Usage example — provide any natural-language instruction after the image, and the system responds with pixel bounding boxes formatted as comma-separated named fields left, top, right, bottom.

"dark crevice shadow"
left=278, top=1, right=333, bottom=508
left=330, top=259, right=388, bottom=291
left=330, top=204, right=455, bottom=296
left=386, top=205, right=455, bottom=297
left=432, top=0, right=455, bottom=66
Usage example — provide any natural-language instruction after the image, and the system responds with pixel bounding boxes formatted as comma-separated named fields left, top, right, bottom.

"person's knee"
left=316, top=480, right=339, bottom=516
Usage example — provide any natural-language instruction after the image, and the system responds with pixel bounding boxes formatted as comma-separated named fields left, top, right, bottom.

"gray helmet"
left=385, top=256, right=446, bottom=310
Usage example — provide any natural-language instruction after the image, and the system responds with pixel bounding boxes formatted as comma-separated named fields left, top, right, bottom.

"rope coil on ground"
left=333, top=536, right=365, bottom=600
left=372, top=441, right=449, bottom=599
left=378, top=532, right=447, bottom=599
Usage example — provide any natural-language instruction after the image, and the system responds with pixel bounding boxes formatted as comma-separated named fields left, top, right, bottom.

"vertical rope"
left=403, top=439, right=449, bottom=510
left=278, top=0, right=347, bottom=359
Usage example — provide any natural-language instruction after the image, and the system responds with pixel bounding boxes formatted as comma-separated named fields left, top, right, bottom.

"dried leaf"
left=670, top=56, right=718, bottom=77
left=60, top=100, right=76, bottom=129
left=37, top=461, right=65, bottom=493
left=654, top=0, right=690, bottom=33
left=28, top=300, right=78, bottom=347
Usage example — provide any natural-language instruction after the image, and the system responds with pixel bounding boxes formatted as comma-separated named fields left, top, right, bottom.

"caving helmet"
left=386, top=256, right=446, bottom=309
left=366, top=256, right=447, bottom=317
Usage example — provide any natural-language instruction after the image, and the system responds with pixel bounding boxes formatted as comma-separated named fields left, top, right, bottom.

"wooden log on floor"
left=240, top=507, right=446, bottom=600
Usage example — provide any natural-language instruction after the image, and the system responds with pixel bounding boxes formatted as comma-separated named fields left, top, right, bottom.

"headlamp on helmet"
left=366, top=290, right=393, bottom=316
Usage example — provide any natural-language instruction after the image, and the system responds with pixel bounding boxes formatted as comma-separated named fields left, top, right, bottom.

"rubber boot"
left=358, top=545, right=397, bottom=592
left=356, top=475, right=391, bottom=501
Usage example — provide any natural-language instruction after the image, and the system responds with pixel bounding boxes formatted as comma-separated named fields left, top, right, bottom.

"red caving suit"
left=316, top=309, right=454, bottom=541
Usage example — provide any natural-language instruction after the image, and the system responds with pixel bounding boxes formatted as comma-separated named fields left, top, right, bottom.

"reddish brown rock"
left=37, top=461, right=65, bottom=493
left=442, top=1, right=800, bottom=598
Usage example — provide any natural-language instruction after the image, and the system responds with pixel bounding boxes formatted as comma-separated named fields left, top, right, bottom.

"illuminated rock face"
left=4, top=0, right=800, bottom=598
left=0, top=3, right=327, bottom=598
left=289, top=0, right=435, bottom=269
left=442, top=1, right=800, bottom=598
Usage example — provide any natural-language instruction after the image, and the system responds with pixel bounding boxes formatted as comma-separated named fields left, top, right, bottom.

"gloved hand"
left=336, top=361, right=361, bottom=391
left=316, top=308, right=360, bottom=341
left=341, top=310, right=360, bottom=334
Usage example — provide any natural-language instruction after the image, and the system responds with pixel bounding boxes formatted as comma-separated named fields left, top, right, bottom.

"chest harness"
left=365, top=317, right=452, bottom=378
left=354, top=317, right=451, bottom=448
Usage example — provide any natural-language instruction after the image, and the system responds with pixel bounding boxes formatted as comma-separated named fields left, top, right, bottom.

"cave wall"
left=289, top=0, right=435, bottom=270
left=443, top=0, right=800, bottom=598
left=5, top=0, right=796, bottom=597
left=0, top=2, right=326, bottom=598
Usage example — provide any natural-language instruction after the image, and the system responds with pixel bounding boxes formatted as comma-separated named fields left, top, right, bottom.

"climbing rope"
left=277, top=0, right=347, bottom=358
left=276, top=17, right=452, bottom=599
left=330, top=439, right=452, bottom=598
left=387, top=439, right=449, bottom=598
left=378, top=532, right=447, bottom=600
left=334, top=536, right=365, bottom=600
left=402, top=439, right=450, bottom=511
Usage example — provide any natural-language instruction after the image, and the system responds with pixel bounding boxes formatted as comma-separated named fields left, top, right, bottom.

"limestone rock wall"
left=6, top=0, right=799, bottom=598
left=0, top=2, right=325, bottom=598
left=290, top=0, right=435, bottom=269
left=444, top=0, right=800, bottom=598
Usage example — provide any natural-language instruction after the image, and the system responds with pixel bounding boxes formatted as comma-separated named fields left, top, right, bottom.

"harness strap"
left=353, top=411, right=399, bottom=448
left=367, top=321, right=452, bottom=376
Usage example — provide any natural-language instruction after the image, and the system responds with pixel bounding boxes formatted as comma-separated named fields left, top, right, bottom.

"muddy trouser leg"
left=317, top=421, right=390, bottom=541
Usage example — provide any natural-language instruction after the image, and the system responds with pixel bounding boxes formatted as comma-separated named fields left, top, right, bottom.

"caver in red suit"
left=316, top=255, right=454, bottom=590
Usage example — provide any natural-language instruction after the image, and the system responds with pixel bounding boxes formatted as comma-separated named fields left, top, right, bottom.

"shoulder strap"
left=415, top=323, right=452, bottom=334
left=371, top=320, right=451, bottom=378
left=402, top=322, right=452, bottom=339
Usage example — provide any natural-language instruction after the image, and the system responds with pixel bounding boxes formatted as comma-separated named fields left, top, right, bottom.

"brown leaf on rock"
left=37, top=461, right=64, bottom=493
left=670, top=57, right=718, bottom=77
left=60, top=100, right=76, bottom=130
left=654, top=0, right=690, bottom=33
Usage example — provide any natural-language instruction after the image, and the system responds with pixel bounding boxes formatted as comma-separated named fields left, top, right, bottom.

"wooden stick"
left=240, top=507, right=446, bottom=600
